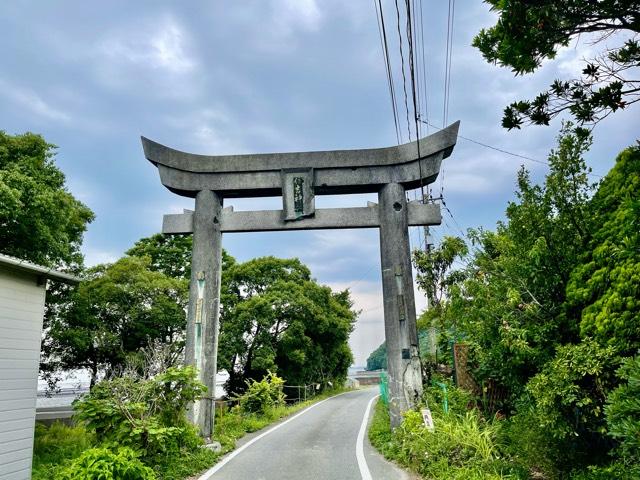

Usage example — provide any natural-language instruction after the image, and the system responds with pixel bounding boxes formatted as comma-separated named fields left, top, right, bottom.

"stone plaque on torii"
left=142, top=121, right=459, bottom=437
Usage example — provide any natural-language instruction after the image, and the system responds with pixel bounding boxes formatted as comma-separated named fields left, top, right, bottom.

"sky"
left=1, top=1, right=638, bottom=366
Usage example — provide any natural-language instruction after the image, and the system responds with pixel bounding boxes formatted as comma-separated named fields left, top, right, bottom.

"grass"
left=32, top=423, right=96, bottom=480
left=368, top=398, right=521, bottom=480
left=32, top=387, right=348, bottom=480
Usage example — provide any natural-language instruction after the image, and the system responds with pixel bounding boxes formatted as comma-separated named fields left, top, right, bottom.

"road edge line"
left=356, top=393, right=379, bottom=480
left=198, top=389, right=353, bottom=479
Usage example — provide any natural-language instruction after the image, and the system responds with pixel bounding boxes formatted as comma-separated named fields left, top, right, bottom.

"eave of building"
left=0, top=253, right=80, bottom=285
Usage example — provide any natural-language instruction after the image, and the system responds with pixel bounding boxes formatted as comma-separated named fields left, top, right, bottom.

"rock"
left=201, top=441, right=222, bottom=453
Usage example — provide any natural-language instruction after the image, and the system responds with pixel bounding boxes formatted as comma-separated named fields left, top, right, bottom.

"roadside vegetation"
left=368, top=127, right=640, bottom=478
left=33, top=363, right=346, bottom=480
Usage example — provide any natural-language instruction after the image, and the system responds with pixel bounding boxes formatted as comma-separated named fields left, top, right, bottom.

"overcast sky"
left=2, top=1, right=638, bottom=366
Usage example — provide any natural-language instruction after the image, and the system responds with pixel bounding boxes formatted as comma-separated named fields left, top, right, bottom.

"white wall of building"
left=0, top=267, right=47, bottom=480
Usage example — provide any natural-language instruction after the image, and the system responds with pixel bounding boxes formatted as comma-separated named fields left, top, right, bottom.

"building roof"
left=0, top=253, right=80, bottom=285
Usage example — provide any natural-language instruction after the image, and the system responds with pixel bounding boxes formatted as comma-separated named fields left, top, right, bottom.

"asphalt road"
left=199, top=388, right=410, bottom=480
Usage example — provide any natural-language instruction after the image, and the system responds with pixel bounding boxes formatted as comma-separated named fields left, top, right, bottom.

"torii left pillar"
left=185, top=189, right=223, bottom=440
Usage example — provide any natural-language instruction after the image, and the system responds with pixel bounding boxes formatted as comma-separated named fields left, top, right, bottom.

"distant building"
left=0, top=254, right=78, bottom=480
left=348, top=369, right=384, bottom=386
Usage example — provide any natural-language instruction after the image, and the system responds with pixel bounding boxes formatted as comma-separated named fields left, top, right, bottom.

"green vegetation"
left=369, top=130, right=640, bottom=478
left=220, top=256, right=356, bottom=395
left=58, top=447, right=156, bottom=480
left=474, top=0, right=640, bottom=129
left=44, top=256, right=188, bottom=386
left=32, top=371, right=346, bottom=480
left=0, top=131, right=94, bottom=268
left=366, top=341, right=387, bottom=371
left=370, top=383, right=515, bottom=480
left=238, top=371, right=286, bottom=414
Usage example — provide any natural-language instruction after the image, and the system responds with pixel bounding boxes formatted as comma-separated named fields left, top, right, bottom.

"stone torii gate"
left=142, top=121, right=459, bottom=437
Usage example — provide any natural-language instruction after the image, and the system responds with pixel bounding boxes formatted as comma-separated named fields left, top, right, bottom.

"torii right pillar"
left=379, top=182, right=423, bottom=428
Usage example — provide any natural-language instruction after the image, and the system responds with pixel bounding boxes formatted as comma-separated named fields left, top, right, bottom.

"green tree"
left=126, top=233, right=236, bottom=281
left=566, top=146, right=640, bottom=355
left=366, top=341, right=387, bottom=371
left=0, top=131, right=94, bottom=267
left=445, top=125, right=594, bottom=402
left=473, top=1, right=640, bottom=129
left=219, top=256, right=356, bottom=394
left=605, top=353, right=640, bottom=463
left=44, top=256, right=188, bottom=386
left=413, top=236, right=468, bottom=312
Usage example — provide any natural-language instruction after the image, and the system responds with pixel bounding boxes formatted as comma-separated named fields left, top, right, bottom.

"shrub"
left=605, top=354, right=640, bottom=462
left=569, top=462, right=640, bottom=480
left=32, top=422, right=96, bottom=480
left=526, top=340, right=619, bottom=440
left=73, top=365, right=206, bottom=458
left=238, top=371, right=285, bottom=414
left=370, top=391, right=518, bottom=480
left=58, top=447, right=156, bottom=480
left=501, top=409, right=564, bottom=478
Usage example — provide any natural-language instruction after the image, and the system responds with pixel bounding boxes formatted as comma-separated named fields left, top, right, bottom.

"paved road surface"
left=199, top=388, right=409, bottom=480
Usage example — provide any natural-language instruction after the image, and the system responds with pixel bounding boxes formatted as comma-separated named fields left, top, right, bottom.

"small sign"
left=195, top=298, right=204, bottom=324
left=421, top=408, right=435, bottom=431
left=282, top=168, right=315, bottom=221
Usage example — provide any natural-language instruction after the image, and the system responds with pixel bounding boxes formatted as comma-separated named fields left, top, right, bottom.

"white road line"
left=356, top=393, right=379, bottom=480
left=198, top=390, right=352, bottom=480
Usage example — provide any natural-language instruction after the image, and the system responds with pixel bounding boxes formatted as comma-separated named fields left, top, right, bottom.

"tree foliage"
left=44, top=256, right=188, bottom=385
left=219, top=256, right=356, bottom=394
left=366, top=341, right=387, bottom=371
left=567, top=146, right=640, bottom=355
left=413, top=236, right=468, bottom=311
left=445, top=125, right=594, bottom=401
left=473, top=1, right=640, bottom=128
left=0, top=131, right=94, bottom=267
left=126, top=233, right=236, bottom=282
left=605, top=354, right=640, bottom=463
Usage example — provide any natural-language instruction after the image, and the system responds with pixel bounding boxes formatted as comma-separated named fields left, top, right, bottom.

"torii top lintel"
left=142, top=121, right=459, bottom=198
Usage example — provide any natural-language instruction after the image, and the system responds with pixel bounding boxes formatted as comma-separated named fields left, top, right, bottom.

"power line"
left=418, top=0, right=429, bottom=133
left=393, top=0, right=412, bottom=141
left=442, top=0, right=456, bottom=127
left=404, top=0, right=425, bottom=202
left=373, top=0, right=401, bottom=144
left=419, top=119, right=604, bottom=178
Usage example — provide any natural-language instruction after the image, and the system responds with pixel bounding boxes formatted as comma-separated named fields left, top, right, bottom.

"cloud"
left=100, top=15, right=196, bottom=74
left=82, top=247, right=120, bottom=267
left=277, top=0, right=322, bottom=31
left=0, top=78, right=70, bottom=122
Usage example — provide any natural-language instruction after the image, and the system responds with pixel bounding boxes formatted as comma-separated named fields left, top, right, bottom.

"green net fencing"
left=379, top=371, right=389, bottom=405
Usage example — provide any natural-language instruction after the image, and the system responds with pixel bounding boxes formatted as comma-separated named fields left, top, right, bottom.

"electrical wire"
left=374, top=0, right=401, bottom=144
left=419, top=119, right=604, bottom=178
left=394, top=0, right=412, bottom=141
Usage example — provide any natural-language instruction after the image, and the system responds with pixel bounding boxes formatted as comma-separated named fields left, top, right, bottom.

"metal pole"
left=185, top=189, right=223, bottom=441
left=378, top=183, right=424, bottom=428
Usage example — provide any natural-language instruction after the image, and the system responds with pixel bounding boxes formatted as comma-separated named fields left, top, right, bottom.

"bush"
left=238, top=371, right=285, bottom=414
left=32, top=422, right=96, bottom=480
left=370, top=386, right=519, bottom=480
left=525, top=340, right=619, bottom=440
left=58, top=447, right=156, bottom=480
left=605, top=354, right=640, bottom=462
left=501, top=409, right=564, bottom=478
left=569, top=462, right=640, bottom=480
left=73, top=365, right=206, bottom=458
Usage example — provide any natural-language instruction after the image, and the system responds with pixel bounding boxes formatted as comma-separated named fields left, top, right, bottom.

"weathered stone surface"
left=378, top=183, right=423, bottom=428
left=185, top=190, right=222, bottom=439
left=161, top=201, right=442, bottom=234
left=143, top=122, right=459, bottom=197
left=143, top=120, right=461, bottom=434
left=201, top=441, right=222, bottom=453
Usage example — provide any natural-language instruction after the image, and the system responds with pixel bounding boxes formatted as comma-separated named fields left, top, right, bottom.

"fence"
left=379, top=371, right=389, bottom=406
